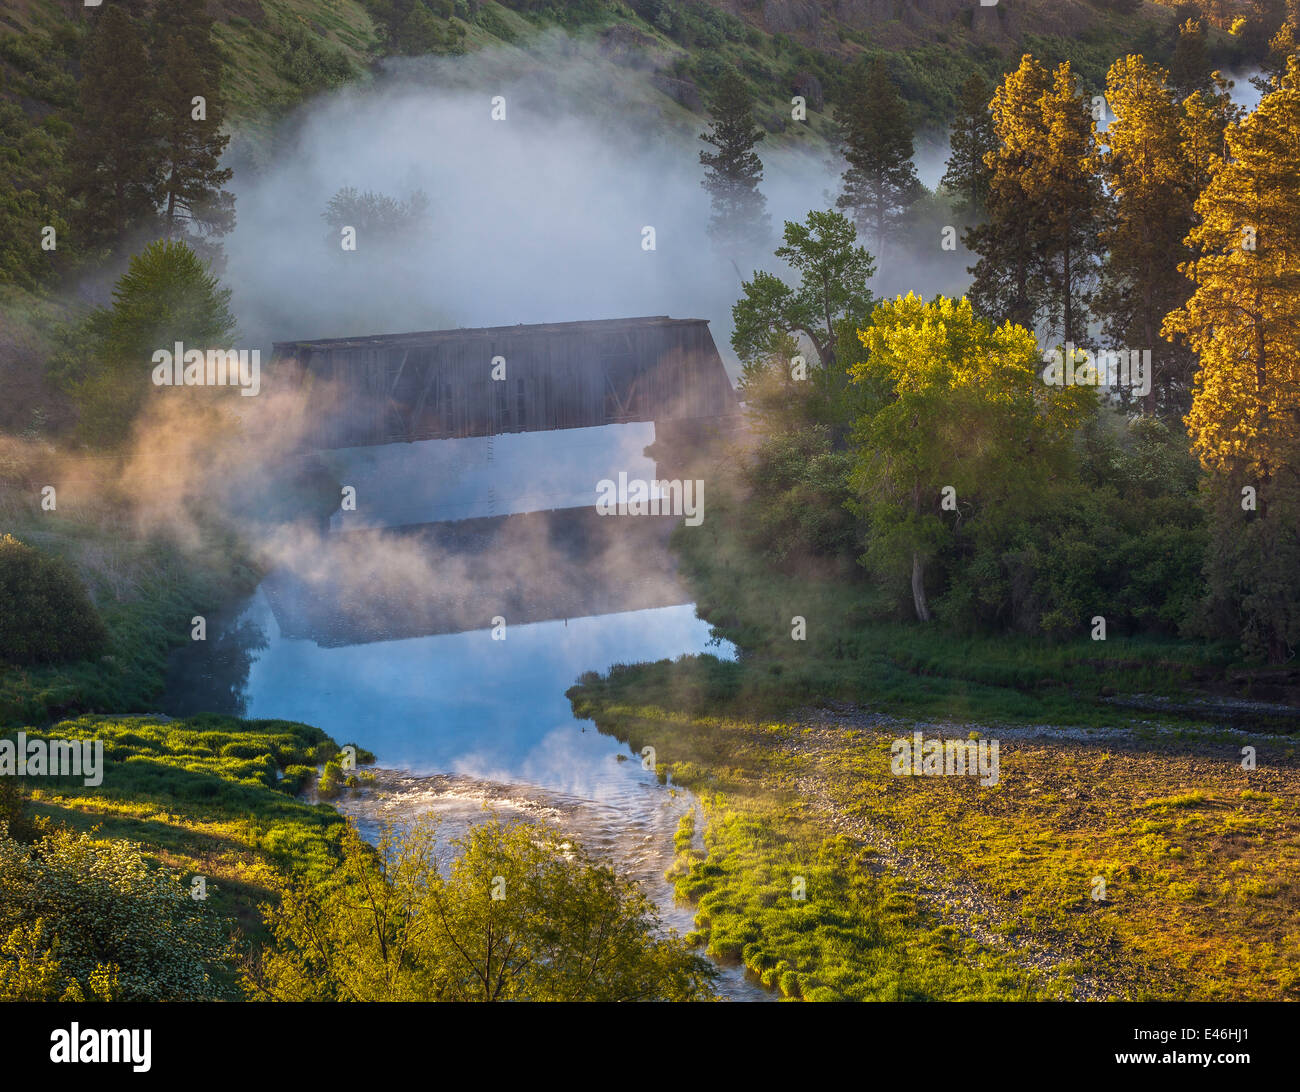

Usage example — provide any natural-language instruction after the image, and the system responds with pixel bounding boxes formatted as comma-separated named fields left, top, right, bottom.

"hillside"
left=0, top=0, right=1243, bottom=133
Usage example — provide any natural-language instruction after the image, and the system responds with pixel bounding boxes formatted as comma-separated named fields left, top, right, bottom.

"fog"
left=17, top=39, right=1271, bottom=639
left=223, top=31, right=971, bottom=380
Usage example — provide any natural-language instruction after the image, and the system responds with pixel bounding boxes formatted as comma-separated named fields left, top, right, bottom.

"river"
left=161, top=422, right=769, bottom=1000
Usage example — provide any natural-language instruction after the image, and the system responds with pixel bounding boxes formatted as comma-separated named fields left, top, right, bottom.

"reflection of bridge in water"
left=274, top=315, right=740, bottom=451
left=260, top=315, right=748, bottom=646
left=262, top=507, right=690, bottom=647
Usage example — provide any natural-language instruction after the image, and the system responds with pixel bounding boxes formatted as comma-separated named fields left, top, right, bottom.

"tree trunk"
left=911, top=551, right=931, bottom=622
left=165, top=167, right=178, bottom=241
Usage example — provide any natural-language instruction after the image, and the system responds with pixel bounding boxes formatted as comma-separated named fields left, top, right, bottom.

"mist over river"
left=161, top=422, right=769, bottom=1000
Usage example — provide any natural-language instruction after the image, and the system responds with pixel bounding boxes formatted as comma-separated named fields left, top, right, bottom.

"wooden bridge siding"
left=290, top=320, right=736, bottom=450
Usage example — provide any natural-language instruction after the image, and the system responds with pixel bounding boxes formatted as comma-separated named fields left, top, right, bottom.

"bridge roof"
left=273, top=315, right=712, bottom=354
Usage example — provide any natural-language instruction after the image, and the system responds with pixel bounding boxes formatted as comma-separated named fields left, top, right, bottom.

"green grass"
left=570, top=685, right=1300, bottom=1000
left=12, top=713, right=354, bottom=972
left=575, top=698, right=1060, bottom=1000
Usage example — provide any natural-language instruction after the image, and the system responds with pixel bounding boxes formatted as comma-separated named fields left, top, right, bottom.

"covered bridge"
left=274, top=315, right=739, bottom=450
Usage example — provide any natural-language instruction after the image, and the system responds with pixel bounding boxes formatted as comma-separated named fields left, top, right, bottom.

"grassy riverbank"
left=0, top=524, right=257, bottom=727
left=6, top=714, right=357, bottom=996
left=565, top=465, right=1300, bottom=1001
left=572, top=675, right=1300, bottom=1000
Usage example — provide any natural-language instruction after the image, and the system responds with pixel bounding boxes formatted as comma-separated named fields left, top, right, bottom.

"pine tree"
left=939, top=71, right=997, bottom=221
left=698, top=69, right=771, bottom=258
left=1163, top=56, right=1300, bottom=663
left=1096, top=56, right=1197, bottom=415
left=966, top=56, right=1103, bottom=342
left=67, top=7, right=162, bottom=255
left=1253, top=17, right=1300, bottom=92
left=156, top=28, right=235, bottom=248
left=965, top=56, right=1051, bottom=332
left=1036, top=63, right=1104, bottom=343
left=1178, top=75, right=1241, bottom=190
left=1170, top=18, right=1213, bottom=99
left=835, top=57, right=922, bottom=251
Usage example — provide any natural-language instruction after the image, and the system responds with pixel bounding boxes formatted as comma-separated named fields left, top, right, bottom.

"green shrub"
left=219, top=740, right=273, bottom=760
left=0, top=825, right=228, bottom=1000
left=0, top=536, right=108, bottom=666
left=278, top=763, right=316, bottom=795
left=316, top=759, right=345, bottom=800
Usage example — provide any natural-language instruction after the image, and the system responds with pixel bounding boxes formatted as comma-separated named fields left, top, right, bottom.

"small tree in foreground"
left=245, top=819, right=717, bottom=1001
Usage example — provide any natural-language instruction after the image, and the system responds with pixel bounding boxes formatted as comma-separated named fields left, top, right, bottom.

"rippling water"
left=162, top=424, right=770, bottom=1000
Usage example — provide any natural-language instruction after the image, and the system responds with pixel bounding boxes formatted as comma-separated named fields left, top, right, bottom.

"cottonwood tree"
left=1163, top=57, right=1300, bottom=663
left=699, top=68, right=771, bottom=260
left=848, top=295, right=1091, bottom=623
left=732, top=209, right=875, bottom=372
left=731, top=210, right=875, bottom=436
left=835, top=57, right=922, bottom=251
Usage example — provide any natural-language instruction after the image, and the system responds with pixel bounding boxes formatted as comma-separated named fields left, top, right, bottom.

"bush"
left=246, top=819, right=717, bottom=1001
left=316, top=758, right=345, bottom=799
left=0, top=825, right=228, bottom=1000
left=276, top=24, right=356, bottom=90
left=0, top=535, right=108, bottom=666
left=278, top=763, right=316, bottom=795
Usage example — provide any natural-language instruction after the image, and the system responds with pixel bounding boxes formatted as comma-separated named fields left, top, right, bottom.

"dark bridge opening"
left=274, top=315, right=740, bottom=451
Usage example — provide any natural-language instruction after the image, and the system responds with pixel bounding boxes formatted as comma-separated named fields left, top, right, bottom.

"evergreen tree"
left=73, top=239, right=237, bottom=446
left=1096, top=56, right=1197, bottom=415
left=965, top=56, right=1051, bottom=332
left=1178, top=75, right=1241, bottom=191
left=67, top=7, right=162, bottom=255
left=1253, top=14, right=1300, bottom=92
left=1163, top=57, right=1300, bottom=663
left=155, top=28, right=235, bottom=248
left=1036, top=63, right=1104, bottom=343
left=835, top=58, right=922, bottom=250
left=698, top=69, right=771, bottom=258
left=149, top=0, right=222, bottom=81
left=939, top=71, right=996, bottom=221
left=967, top=56, right=1103, bottom=342
left=1170, top=18, right=1212, bottom=99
